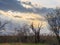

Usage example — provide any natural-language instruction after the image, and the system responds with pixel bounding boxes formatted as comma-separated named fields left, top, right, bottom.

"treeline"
left=0, top=35, right=59, bottom=45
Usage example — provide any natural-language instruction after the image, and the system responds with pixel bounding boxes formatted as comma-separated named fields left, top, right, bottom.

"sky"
left=0, top=0, right=60, bottom=12
left=21, top=0, right=60, bottom=8
left=0, top=0, right=57, bottom=35
left=39, top=0, right=60, bottom=8
left=0, top=0, right=59, bottom=28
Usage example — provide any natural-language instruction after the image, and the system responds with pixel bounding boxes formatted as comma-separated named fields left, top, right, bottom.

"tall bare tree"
left=30, top=22, right=43, bottom=43
left=46, top=8, right=60, bottom=45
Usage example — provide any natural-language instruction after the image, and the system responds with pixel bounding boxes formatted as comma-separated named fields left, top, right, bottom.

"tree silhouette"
left=30, top=22, right=43, bottom=43
left=46, top=8, right=60, bottom=45
left=0, top=21, right=9, bottom=30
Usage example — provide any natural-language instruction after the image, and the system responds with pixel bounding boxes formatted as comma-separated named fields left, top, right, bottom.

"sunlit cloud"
left=0, top=10, right=48, bottom=28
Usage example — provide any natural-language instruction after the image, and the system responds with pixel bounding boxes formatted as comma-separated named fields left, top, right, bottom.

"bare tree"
left=15, top=22, right=43, bottom=43
left=16, top=23, right=30, bottom=42
left=0, top=21, right=9, bottom=30
left=16, top=23, right=30, bottom=36
left=46, top=8, right=60, bottom=45
left=30, top=22, right=43, bottom=43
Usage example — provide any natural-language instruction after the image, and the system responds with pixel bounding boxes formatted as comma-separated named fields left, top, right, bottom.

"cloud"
left=22, top=2, right=32, bottom=6
left=0, top=0, right=55, bottom=15
left=39, top=0, right=60, bottom=8
left=0, top=0, right=39, bottom=14
left=0, top=0, right=34, bottom=12
left=0, top=0, right=42, bottom=14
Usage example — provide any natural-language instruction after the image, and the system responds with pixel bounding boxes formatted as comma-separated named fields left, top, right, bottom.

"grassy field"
left=0, top=43, right=48, bottom=45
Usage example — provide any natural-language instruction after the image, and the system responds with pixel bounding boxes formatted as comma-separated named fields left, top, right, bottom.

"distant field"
left=0, top=43, right=48, bottom=45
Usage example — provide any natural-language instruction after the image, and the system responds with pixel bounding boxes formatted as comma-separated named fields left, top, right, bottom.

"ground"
left=0, top=43, right=48, bottom=45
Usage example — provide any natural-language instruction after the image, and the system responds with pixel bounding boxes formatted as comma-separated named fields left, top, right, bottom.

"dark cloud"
left=0, top=0, right=55, bottom=14
left=0, top=0, right=33, bottom=12
left=22, top=2, right=32, bottom=6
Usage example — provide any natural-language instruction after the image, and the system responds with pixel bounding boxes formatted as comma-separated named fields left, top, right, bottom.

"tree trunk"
left=37, top=32, right=40, bottom=43
left=55, top=33, right=60, bottom=45
left=35, top=32, right=40, bottom=43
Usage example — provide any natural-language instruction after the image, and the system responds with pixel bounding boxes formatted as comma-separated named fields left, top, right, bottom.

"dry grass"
left=0, top=43, right=48, bottom=45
